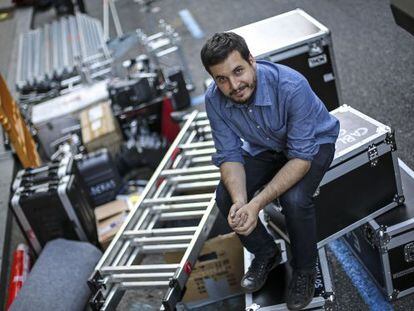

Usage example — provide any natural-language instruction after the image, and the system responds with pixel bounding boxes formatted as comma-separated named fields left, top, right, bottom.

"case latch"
left=404, top=242, right=414, bottom=263
left=308, top=40, right=324, bottom=56
left=367, top=144, right=379, bottom=167
left=363, top=224, right=390, bottom=252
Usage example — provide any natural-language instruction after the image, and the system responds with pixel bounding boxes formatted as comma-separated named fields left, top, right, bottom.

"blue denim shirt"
left=205, top=60, right=339, bottom=167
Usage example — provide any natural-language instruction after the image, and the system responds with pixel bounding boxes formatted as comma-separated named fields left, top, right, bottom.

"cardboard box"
left=80, top=101, right=122, bottom=157
left=165, top=232, right=244, bottom=304
left=94, top=200, right=129, bottom=249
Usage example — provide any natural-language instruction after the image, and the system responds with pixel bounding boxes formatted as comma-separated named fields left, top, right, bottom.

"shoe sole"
left=287, top=281, right=316, bottom=310
left=241, top=254, right=283, bottom=294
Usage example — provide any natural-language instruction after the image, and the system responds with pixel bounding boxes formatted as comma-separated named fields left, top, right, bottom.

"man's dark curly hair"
left=200, top=32, right=251, bottom=74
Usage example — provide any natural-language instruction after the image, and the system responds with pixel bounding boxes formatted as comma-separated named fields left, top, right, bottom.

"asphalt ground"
left=1, top=0, right=413, bottom=310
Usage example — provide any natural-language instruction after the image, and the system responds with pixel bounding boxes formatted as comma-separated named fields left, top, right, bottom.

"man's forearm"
left=220, top=162, right=247, bottom=204
left=250, top=158, right=311, bottom=211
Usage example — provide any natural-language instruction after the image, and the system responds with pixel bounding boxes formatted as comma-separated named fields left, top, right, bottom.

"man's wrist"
left=249, top=200, right=263, bottom=213
left=233, top=199, right=247, bottom=205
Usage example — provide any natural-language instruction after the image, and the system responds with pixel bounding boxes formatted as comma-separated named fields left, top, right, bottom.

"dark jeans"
left=215, top=144, right=335, bottom=271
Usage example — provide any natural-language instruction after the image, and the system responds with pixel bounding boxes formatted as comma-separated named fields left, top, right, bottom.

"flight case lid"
left=330, top=105, right=392, bottom=167
left=231, top=8, right=329, bottom=59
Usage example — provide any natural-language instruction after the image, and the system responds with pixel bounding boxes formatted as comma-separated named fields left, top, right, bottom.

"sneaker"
left=286, top=269, right=316, bottom=310
left=241, top=248, right=282, bottom=293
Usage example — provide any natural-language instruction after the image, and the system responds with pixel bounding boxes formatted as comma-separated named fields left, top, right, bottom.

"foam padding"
left=10, top=239, right=102, bottom=311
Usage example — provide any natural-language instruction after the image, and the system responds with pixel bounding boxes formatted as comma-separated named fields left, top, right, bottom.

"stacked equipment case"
left=343, top=159, right=414, bottom=300
left=10, top=156, right=98, bottom=254
left=265, top=105, right=404, bottom=248
left=231, top=9, right=342, bottom=111
left=75, top=148, right=122, bottom=207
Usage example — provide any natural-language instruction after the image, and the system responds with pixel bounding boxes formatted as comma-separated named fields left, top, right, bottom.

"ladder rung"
left=184, top=148, right=215, bottom=157
left=152, top=203, right=208, bottom=212
left=101, top=264, right=180, bottom=275
left=160, top=165, right=218, bottom=177
left=119, top=281, right=170, bottom=289
left=159, top=210, right=205, bottom=221
left=131, top=235, right=193, bottom=245
left=122, top=226, right=198, bottom=238
left=175, top=181, right=219, bottom=191
left=169, top=173, right=220, bottom=183
left=143, top=194, right=213, bottom=205
left=141, top=243, right=190, bottom=253
left=191, top=156, right=213, bottom=164
left=178, top=141, right=214, bottom=150
left=110, top=272, right=174, bottom=283
left=192, top=120, right=210, bottom=127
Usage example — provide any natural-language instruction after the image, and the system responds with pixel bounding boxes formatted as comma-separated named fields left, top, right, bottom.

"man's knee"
left=279, top=188, right=314, bottom=218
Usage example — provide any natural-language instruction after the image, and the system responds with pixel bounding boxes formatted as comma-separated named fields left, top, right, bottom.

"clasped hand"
left=227, top=201, right=260, bottom=236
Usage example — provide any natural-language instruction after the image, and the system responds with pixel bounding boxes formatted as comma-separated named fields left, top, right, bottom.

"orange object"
left=0, top=74, right=41, bottom=168
left=6, top=244, right=30, bottom=310
left=161, top=96, right=180, bottom=144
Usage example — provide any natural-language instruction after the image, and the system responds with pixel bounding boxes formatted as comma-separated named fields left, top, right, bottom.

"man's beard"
left=227, top=76, right=257, bottom=104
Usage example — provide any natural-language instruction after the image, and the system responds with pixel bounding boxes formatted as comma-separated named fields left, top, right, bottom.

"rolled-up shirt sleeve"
left=286, top=79, right=319, bottom=161
left=205, top=96, right=244, bottom=167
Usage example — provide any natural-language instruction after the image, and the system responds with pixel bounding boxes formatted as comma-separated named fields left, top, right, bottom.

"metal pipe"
left=108, top=0, right=123, bottom=37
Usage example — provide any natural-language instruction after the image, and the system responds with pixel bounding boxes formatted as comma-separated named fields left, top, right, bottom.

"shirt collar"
left=224, top=63, right=272, bottom=108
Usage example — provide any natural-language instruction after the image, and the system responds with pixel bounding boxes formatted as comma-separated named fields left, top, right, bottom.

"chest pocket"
left=270, top=125, right=287, bottom=143
left=263, top=111, right=286, bottom=139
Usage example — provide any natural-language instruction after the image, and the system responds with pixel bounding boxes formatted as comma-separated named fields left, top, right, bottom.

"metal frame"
left=57, top=175, right=88, bottom=241
left=88, top=111, right=222, bottom=310
left=244, top=242, right=333, bottom=311
left=10, top=194, right=43, bottom=254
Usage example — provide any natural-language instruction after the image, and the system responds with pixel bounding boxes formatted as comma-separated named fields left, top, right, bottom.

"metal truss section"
left=16, top=13, right=112, bottom=99
left=88, top=111, right=221, bottom=310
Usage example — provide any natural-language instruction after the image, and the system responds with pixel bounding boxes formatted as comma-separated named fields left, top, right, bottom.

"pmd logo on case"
left=308, top=54, right=327, bottom=68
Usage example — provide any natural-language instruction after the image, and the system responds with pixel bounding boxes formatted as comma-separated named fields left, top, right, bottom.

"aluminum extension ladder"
left=88, top=111, right=221, bottom=310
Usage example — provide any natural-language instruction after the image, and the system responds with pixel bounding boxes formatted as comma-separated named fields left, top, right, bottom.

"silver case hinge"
left=390, top=289, right=399, bottom=301
left=393, top=194, right=405, bottom=205
left=376, top=225, right=390, bottom=253
left=385, top=130, right=397, bottom=151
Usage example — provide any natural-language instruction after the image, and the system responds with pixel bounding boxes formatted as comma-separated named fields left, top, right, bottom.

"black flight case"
left=10, top=175, right=98, bottom=255
left=343, top=159, right=414, bottom=301
left=265, top=105, right=404, bottom=248
left=75, top=148, right=122, bottom=207
left=231, top=8, right=342, bottom=111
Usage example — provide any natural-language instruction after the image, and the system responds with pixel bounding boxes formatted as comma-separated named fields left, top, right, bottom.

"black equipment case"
left=12, top=155, right=95, bottom=208
left=244, top=239, right=334, bottom=310
left=231, top=8, right=341, bottom=111
left=265, top=105, right=404, bottom=248
left=343, top=159, right=414, bottom=301
left=75, top=148, right=122, bottom=207
left=11, top=175, right=98, bottom=254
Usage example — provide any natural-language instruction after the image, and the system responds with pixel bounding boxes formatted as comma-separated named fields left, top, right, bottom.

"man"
left=200, top=32, right=339, bottom=310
